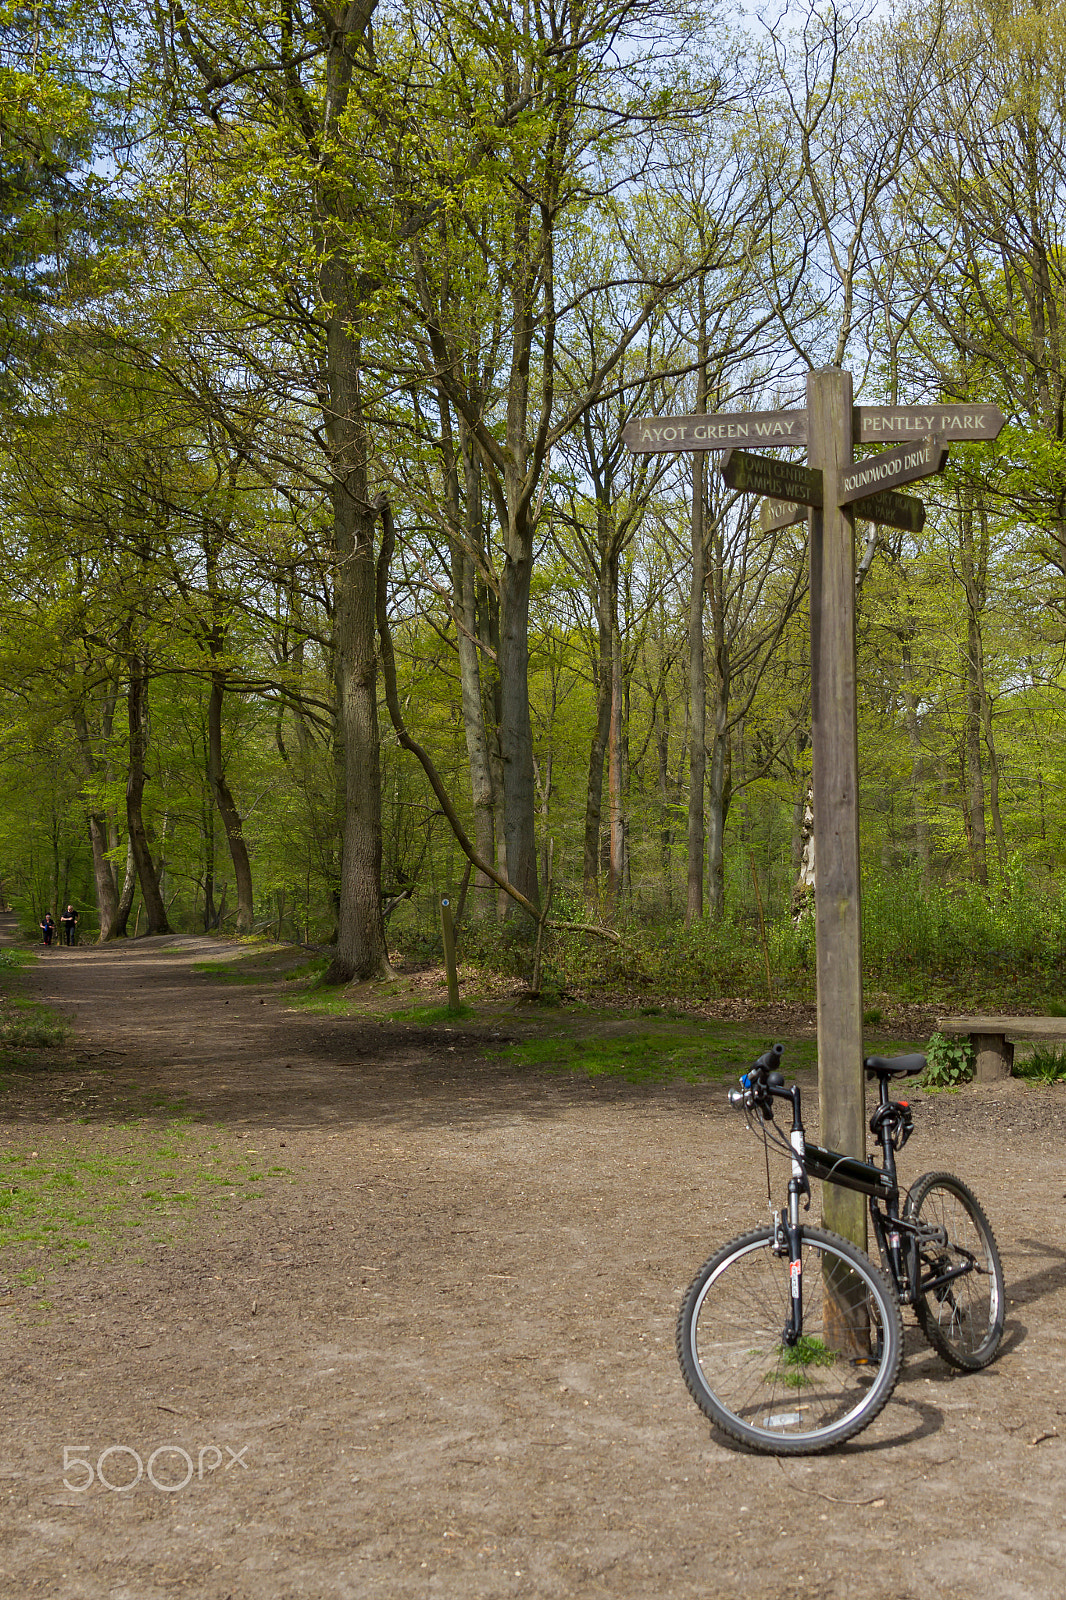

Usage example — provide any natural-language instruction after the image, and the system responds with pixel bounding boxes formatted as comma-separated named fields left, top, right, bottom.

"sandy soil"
left=1, top=931, right=1064, bottom=1600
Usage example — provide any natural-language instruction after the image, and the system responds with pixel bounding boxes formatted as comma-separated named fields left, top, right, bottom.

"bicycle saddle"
left=863, top=1053, right=926, bottom=1079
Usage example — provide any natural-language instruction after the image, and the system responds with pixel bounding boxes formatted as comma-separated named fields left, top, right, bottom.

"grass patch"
left=0, top=977, right=72, bottom=1081
left=194, top=949, right=327, bottom=988
left=386, top=1002, right=476, bottom=1024
left=497, top=1027, right=814, bottom=1084
left=1014, top=1044, right=1066, bottom=1085
left=494, top=1018, right=918, bottom=1087
left=0, top=1121, right=293, bottom=1269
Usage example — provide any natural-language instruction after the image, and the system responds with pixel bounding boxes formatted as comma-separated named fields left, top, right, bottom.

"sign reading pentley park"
left=854, top=405, right=1005, bottom=443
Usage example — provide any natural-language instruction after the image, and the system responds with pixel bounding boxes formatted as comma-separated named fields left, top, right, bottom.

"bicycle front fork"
left=775, top=1178, right=806, bottom=1347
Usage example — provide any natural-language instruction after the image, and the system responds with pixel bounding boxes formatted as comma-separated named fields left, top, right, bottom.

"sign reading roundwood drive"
left=838, top=435, right=948, bottom=507
left=854, top=405, right=1005, bottom=444
left=722, top=449, right=823, bottom=505
left=623, top=410, right=807, bottom=452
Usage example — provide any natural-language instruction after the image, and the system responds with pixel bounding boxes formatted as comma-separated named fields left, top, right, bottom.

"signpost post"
left=625, top=380, right=1003, bottom=1252
left=806, top=367, right=865, bottom=1251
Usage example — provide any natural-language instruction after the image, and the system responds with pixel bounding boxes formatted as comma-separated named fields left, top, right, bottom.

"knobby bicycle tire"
left=676, top=1225, right=903, bottom=1454
left=904, top=1170, right=1004, bottom=1370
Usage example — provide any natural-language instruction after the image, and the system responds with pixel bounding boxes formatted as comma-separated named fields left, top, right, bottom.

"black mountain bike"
left=676, top=1045, right=1005, bottom=1453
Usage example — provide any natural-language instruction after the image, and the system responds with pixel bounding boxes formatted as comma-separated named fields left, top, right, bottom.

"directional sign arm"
left=623, top=410, right=808, bottom=453
left=849, top=488, right=925, bottom=532
left=854, top=404, right=1004, bottom=444
left=838, top=435, right=947, bottom=506
left=722, top=449, right=823, bottom=505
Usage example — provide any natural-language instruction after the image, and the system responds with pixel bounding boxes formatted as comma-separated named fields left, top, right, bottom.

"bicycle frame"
left=767, top=1072, right=963, bottom=1324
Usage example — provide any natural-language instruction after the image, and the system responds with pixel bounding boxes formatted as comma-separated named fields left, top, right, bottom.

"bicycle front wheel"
left=904, top=1171, right=1004, bottom=1370
left=677, top=1226, right=903, bottom=1454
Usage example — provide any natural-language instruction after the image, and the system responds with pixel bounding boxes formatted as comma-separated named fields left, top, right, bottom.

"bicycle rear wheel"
left=676, top=1226, right=903, bottom=1454
left=904, top=1171, right=1004, bottom=1370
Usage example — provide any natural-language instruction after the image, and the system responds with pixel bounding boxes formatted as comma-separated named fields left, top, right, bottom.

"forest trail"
left=0, top=932, right=1064, bottom=1599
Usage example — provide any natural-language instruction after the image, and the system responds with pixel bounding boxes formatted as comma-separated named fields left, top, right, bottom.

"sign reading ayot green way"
left=623, top=410, right=806, bottom=452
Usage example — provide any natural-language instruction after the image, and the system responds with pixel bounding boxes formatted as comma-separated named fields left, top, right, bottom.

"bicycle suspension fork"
left=778, top=1092, right=811, bottom=1347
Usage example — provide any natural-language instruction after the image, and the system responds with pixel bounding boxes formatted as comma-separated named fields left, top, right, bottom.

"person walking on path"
left=40, top=911, right=55, bottom=946
left=59, top=905, right=78, bottom=946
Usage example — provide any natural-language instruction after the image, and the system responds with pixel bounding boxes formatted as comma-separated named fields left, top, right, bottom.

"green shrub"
left=922, top=1031, right=974, bottom=1089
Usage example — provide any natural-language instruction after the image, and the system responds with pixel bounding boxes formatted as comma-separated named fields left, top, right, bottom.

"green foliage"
left=1014, top=1045, right=1066, bottom=1085
left=922, top=1032, right=975, bottom=1090
left=773, top=1335, right=838, bottom=1386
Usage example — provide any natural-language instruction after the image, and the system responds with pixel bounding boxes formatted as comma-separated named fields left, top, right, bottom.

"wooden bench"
left=935, top=1016, right=1066, bottom=1082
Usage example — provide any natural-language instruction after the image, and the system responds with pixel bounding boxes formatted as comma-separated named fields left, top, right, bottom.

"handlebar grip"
left=753, top=1043, right=785, bottom=1072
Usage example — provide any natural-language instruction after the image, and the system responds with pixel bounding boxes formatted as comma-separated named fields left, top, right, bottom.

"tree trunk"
left=583, top=540, right=615, bottom=913
left=207, top=672, right=255, bottom=934
left=657, top=694, right=674, bottom=912
left=497, top=532, right=540, bottom=910
left=112, top=836, right=137, bottom=938
left=319, top=254, right=390, bottom=983
left=958, top=493, right=988, bottom=885
left=899, top=646, right=932, bottom=884
left=706, top=710, right=730, bottom=921
left=126, top=656, right=171, bottom=935
left=71, top=704, right=119, bottom=941
left=451, top=416, right=497, bottom=923
left=607, top=602, right=625, bottom=909
left=686, top=451, right=706, bottom=925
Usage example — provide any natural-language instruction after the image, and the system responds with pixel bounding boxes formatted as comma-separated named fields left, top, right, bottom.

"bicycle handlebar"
left=730, top=1043, right=787, bottom=1115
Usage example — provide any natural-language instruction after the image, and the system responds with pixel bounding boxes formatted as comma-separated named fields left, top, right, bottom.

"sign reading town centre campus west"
left=721, top=449, right=822, bottom=505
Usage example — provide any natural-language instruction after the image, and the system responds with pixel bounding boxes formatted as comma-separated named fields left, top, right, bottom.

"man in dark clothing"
left=60, top=905, right=78, bottom=946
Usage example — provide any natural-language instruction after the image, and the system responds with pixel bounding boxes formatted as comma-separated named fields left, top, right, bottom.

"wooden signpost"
left=626, top=374, right=1005, bottom=1250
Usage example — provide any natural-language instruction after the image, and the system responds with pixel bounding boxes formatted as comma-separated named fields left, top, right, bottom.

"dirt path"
left=1, top=934, right=1065, bottom=1600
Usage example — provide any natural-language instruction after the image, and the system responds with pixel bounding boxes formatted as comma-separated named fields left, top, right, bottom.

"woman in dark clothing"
left=40, top=912, right=55, bottom=946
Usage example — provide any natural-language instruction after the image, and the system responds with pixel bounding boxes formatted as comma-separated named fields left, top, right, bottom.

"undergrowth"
left=457, top=868, right=1066, bottom=1013
left=1014, top=1045, right=1066, bottom=1085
